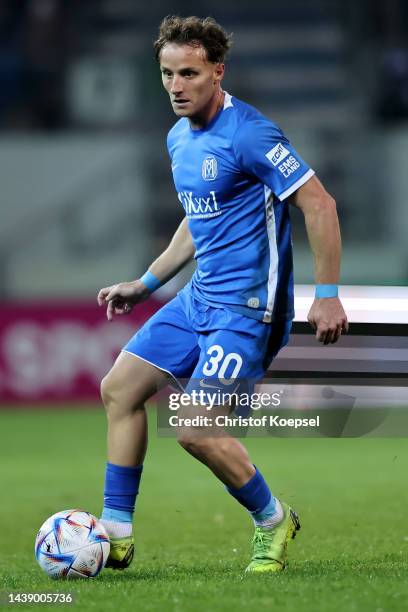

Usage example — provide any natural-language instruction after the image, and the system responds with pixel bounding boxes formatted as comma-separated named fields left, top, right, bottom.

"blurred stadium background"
left=1, top=0, right=407, bottom=402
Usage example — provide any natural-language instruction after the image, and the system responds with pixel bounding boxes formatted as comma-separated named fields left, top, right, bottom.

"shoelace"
left=252, top=528, right=273, bottom=557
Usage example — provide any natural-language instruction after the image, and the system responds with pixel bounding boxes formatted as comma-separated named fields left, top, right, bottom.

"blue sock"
left=251, top=496, right=278, bottom=522
left=226, top=466, right=276, bottom=517
left=101, top=462, right=143, bottom=523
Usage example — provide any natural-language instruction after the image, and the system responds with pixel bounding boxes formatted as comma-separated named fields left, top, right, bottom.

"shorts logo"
left=202, top=156, right=218, bottom=181
left=266, top=142, right=290, bottom=167
left=247, top=297, right=260, bottom=309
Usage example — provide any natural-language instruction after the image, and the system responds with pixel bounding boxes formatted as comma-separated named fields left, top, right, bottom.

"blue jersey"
left=167, top=92, right=314, bottom=323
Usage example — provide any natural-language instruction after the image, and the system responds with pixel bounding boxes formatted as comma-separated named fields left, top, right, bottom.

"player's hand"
left=97, top=280, right=151, bottom=321
left=307, top=297, right=348, bottom=345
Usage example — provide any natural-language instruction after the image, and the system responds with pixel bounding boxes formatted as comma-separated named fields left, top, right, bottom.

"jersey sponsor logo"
left=266, top=142, right=290, bottom=167
left=202, top=156, right=218, bottom=181
left=278, top=155, right=300, bottom=178
left=178, top=190, right=222, bottom=218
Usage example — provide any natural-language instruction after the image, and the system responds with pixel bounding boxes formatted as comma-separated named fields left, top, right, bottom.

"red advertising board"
left=0, top=299, right=163, bottom=404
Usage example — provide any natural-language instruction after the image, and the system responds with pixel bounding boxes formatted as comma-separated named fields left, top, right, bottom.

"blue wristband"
left=315, top=284, right=338, bottom=299
left=140, top=271, right=162, bottom=293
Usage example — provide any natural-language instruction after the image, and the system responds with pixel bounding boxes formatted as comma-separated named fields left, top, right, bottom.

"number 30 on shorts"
left=202, top=344, right=243, bottom=380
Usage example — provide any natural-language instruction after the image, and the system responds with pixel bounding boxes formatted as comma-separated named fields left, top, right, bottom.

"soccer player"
left=97, top=16, right=348, bottom=573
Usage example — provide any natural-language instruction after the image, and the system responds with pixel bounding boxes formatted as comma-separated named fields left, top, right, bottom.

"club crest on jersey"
left=202, top=156, right=218, bottom=181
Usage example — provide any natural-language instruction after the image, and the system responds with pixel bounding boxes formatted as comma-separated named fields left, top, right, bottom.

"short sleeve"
left=232, top=117, right=314, bottom=201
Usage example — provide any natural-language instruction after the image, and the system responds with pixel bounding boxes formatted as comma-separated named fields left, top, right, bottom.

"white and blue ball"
left=35, top=509, right=110, bottom=579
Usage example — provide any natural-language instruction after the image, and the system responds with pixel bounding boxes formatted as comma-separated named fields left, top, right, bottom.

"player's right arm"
left=97, top=217, right=195, bottom=320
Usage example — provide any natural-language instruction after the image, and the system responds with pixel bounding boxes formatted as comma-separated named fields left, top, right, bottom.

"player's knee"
left=177, top=431, right=197, bottom=452
left=100, top=373, right=115, bottom=412
left=176, top=432, right=211, bottom=457
left=100, top=372, right=129, bottom=418
left=101, top=369, right=147, bottom=419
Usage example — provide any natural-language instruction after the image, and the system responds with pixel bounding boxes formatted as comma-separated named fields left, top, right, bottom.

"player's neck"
left=189, top=89, right=225, bottom=130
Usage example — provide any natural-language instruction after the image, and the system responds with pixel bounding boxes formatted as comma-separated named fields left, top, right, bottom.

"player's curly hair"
left=154, top=15, right=232, bottom=63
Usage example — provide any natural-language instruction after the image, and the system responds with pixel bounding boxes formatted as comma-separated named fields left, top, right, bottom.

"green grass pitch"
left=0, top=407, right=407, bottom=612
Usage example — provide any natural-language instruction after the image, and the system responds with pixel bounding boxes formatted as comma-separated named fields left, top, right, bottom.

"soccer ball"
left=35, top=509, right=110, bottom=579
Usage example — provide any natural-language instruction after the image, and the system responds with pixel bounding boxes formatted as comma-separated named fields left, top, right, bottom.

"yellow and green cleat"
left=245, top=502, right=300, bottom=573
left=105, top=535, right=134, bottom=570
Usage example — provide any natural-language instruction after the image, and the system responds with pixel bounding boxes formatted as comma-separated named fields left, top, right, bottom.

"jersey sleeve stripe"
left=276, top=168, right=315, bottom=202
left=263, top=186, right=278, bottom=323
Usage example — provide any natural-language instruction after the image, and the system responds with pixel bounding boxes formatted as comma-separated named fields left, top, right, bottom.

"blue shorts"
left=123, top=286, right=291, bottom=394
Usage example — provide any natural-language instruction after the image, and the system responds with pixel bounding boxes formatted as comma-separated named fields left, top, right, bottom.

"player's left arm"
left=289, top=175, right=349, bottom=344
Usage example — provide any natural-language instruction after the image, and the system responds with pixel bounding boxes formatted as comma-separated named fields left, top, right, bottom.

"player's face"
left=160, top=43, right=224, bottom=125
